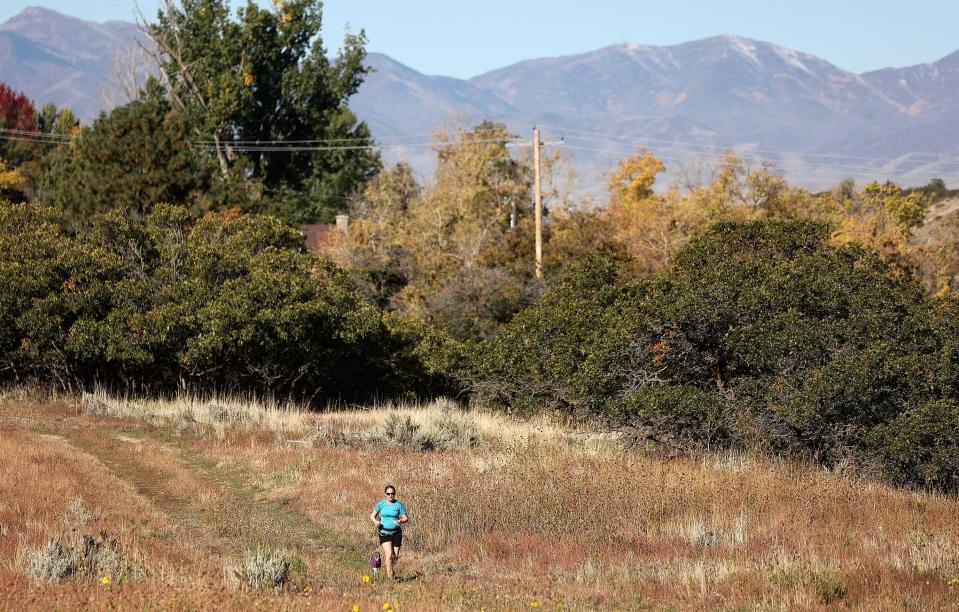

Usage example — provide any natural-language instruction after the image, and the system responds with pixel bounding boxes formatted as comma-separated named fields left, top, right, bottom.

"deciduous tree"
left=145, top=0, right=380, bottom=222
left=0, top=81, right=40, bottom=167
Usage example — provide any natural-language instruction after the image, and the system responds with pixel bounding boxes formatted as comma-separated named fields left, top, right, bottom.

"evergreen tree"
left=37, top=103, right=79, bottom=136
left=37, top=95, right=204, bottom=222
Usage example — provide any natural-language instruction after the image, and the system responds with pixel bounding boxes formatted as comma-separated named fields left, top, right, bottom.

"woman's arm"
left=398, top=513, right=409, bottom=525
left=370, top=511, right=380, bottom=526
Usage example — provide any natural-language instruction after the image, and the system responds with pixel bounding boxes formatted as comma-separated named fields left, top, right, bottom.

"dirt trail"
left=6, top=412, right=345, bottom=561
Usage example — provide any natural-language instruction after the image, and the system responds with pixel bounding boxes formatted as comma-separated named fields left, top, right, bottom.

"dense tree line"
left=0, top=203, right=454, bottom=400
left=468, top=221, right=959, bottom=492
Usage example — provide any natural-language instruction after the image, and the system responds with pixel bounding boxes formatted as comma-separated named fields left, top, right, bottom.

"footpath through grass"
left=1, top=391, right=958, bottom=610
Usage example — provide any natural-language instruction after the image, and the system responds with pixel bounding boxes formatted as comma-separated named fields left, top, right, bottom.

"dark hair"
left=384, top=484, right=396, bottom=494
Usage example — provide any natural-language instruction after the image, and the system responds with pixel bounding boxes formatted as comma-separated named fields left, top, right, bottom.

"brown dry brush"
left=226, top=549, right=293, bottom=591
left=379, top=404, right=482, bottom=451
left=17, top=499, right=139, bottom=583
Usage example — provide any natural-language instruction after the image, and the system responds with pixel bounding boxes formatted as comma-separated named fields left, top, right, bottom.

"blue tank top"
left=375, top=498, right=408, bottom=532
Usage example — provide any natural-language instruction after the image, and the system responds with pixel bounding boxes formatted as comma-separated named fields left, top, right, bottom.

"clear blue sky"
left=2, top=1, right=957, bottom=78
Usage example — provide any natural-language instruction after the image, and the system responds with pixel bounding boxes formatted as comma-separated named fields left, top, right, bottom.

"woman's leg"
left=390, top=532, right=402, bottom=578
left=381, top=540, right=394, bottom=579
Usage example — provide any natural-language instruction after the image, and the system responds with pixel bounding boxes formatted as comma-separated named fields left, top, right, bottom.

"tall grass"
left=3, top=388, right=958, bottom=608
left=395, top=443, right=959, bottom=605
left=72, top=389, right=604, bottom=451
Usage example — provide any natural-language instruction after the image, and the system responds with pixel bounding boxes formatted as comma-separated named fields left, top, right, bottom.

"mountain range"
left=0, top=7, right=145, bottom=120
left=3, top=6, right=959, bottom=193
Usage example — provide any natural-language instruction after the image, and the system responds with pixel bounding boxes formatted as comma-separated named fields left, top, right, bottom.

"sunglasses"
left=386, top=491, right=396, bottom=496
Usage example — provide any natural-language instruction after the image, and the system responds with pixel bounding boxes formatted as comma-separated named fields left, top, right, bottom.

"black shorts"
left=378, top=529, right=402, bottom=547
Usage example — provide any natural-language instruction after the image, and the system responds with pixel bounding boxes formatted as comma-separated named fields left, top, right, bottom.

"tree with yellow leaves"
left=602, top=149, right=831, bottom=275
left=333, top=122, right=540, bottom=341
left=394, top=122, right=536, bottom=339
left=605, top=148, right=673, bottom=272
left=832, top=180, right=932, bottom=277
left=0, top=158, right=26, bottom=202
left=328, top=163, right=420, bottom=308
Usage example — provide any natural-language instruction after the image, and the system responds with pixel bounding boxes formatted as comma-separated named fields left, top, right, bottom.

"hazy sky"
left=2, top=1, right=957, bottom=78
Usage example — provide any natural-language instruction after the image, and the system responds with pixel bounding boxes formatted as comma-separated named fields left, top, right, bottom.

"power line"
left=8, top=119, right=959, bottom=169
left=204, top=136, right=530, bottom=152
left=0, top=127, right=70, bottom=139
left=538, top=123, right=959, bottom=165
left=0, top=127, right=72, bottom=144
left=0, top=127, right=526, bottom=151
left=557, top=139, right=959, bottom=178
left=194, top=133, right=449, bottom=145
left=555, top=133, right=959, bottom=170
left=0, top=134, right=69, bottom=145
left=559, top=143, right=959, bottom=180
left=558, top=143, right=959, bottom=181
left=0, top=128, right=541, bottom=154
left=193, top=130, right=541, bottom=146
left=4, top=121, right=957, bottom=182
left=540, top=123, right=959, bottom=164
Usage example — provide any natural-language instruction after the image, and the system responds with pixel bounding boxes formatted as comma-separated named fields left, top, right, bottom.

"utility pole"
left=533, top=127, right=543, bottom=279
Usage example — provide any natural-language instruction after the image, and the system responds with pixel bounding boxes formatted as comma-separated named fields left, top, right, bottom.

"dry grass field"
left=1, top=388, right=958, bottom=610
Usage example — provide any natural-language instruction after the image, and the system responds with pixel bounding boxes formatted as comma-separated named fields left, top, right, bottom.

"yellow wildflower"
left=529, top=602, right=539, bottom=608
left=362, top=574, right=370, bottom=584
left=101, top=576, right=110, bottom=585
left=383, top=604, right=391, bottom=610
left=352, top=606, right=360, bottom=612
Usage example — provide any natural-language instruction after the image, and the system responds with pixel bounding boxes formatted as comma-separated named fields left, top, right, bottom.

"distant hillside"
left=0, top=7, right=147, bottom=121
left=2, top=7, right=959, bottom=193
left=357, top=38, right=959, bottom=192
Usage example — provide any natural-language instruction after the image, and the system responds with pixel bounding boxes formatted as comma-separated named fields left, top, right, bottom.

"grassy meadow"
left=1, top=389, right=958, bottom=610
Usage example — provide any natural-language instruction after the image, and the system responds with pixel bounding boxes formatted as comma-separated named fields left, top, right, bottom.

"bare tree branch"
left=137, top=0, right=232, bottom=178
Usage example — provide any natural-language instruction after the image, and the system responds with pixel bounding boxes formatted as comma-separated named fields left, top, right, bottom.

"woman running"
left=369, top=484, right=409, bottom=580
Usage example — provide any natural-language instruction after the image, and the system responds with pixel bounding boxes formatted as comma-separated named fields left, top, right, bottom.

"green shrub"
left=470, top=219, right=959, bottom=491
left=0, top=202, right=446, bottom=402
left=378, top=403, right=482, bottom=451
left=621, top=385, right=732, bottom=450
left=869, top=400, right=959, bottom=492
left=19, top=539, right=77, bottom=581
left=18, top=500, right=127, bottom=583
left=0, top=202, right=70, bottom=381
left=382, top=413, right=421, bottom=448
left=468, top=256, right=642, bottom=417
left=422, top=401, right=481, bottom=450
